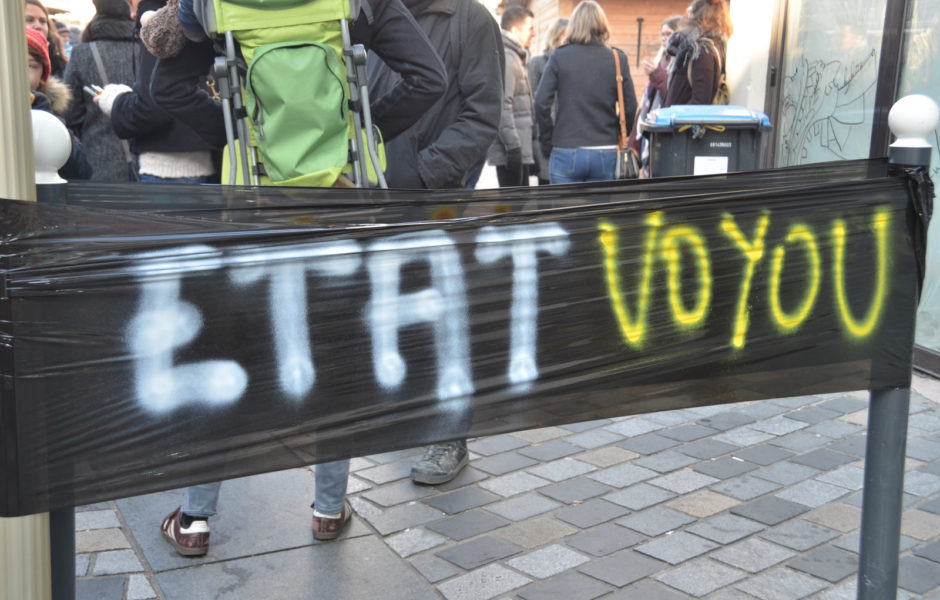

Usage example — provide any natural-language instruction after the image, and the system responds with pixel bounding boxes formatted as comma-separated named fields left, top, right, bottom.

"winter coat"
left=663, top=28, right=724, bottom=107
left=535, top=39, right=637, bottom=152
left=34, top=75, right=72, bottom=116
left=527, top=50, right=552, bottom=180
left=368, top=0, right=504, bottom=189
left=63, top=16, right=140, bottom=181
left=487, top=32, right=534, bottom=167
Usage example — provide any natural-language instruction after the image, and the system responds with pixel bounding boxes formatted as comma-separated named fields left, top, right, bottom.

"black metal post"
left=50, top=507, right=75, bottom=600
left=636, top=18, right=643, bottom=68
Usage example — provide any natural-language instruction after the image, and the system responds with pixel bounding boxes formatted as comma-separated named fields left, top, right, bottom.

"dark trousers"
left=496, top=162, right=529, bottom=188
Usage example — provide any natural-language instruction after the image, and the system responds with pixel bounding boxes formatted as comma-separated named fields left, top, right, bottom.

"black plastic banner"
left=0, top=159, right=926, bottom=516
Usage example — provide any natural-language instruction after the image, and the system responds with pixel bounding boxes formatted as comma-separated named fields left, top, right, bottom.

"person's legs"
left=162, top=481, right=222, bottom=557
left=311, top=459, right=352, bottom=541
left=182, top=482, right=221, bottom=519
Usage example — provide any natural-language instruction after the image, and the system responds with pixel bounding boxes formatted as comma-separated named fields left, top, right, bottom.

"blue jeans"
left=548, top=147, right=618, bottom=184
left=183, top=459, right=350, bottom=517
left=140, top=174, right=214, bottom=184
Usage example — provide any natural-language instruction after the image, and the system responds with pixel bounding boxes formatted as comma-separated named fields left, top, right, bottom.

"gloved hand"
left=94, top=84, right=133, bottom=117
left=506, top=147, right=523, bottom=173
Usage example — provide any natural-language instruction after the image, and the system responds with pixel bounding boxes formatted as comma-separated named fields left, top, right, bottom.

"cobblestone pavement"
left=75, top=373, right=940, bottom=600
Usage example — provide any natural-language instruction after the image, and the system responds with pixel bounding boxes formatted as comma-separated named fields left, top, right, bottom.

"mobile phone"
left=83, top=84, right=104, bottom=98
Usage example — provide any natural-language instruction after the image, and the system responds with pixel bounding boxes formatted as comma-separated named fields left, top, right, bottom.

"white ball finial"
left=31, top=109, right=72, bottom=184
left=888, top=94, right=939, bottom=166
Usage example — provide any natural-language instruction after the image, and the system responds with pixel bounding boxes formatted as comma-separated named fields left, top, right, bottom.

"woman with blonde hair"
left=534, top=0, right=637, bottom=183
left=663, top=0, right=733, bottom=107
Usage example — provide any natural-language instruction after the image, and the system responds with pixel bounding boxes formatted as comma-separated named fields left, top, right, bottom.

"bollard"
left=858, top=94, right=938, bottom=600
left=31, top=109, right=70, bottom=205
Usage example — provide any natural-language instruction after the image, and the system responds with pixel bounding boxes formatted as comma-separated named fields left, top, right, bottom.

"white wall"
left=727, top=0, right=775, bottom=112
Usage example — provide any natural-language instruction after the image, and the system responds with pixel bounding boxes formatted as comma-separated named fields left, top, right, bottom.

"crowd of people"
left=22, top=0, right=732, bottom=555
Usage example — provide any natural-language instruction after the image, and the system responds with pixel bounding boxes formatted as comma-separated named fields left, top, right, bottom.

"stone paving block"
left=92, top=549, right=143, bottom=575
left=696, top=411, right=756, bottom=431
left=664, top=489, right=739, bottom=518
left=711, top=474, right=783, bottom=501
left=654, top=557, right=746, bottom=597
left=76, top=576, right=125, bottom=600
left=487, top=493, right=561, bottom=521
left=577, top=549, right=667, bottom=587
left=427, top=509, right=510, bottom=541
left=738, top=402, right=790, bottom=420
left=517, top=571, right=611, bottom=600
left=517, top=440, right=581, bottom=461
left=617, top=507, right=696, bottom=536
left=353, top=498, right=445, bottom=535
left=469, top=435, right=530, bottom=456
left=577, top=446, right=638, bottom=467
left=507, top=544, right=590, bottom=579
left=345, top=474, right=372, bottom=494
left=435, top=535, right=524, bottom=570
left=814, top=581, right=857, bottom=600
left=76, top=553, right=90, bottom=576
left=635, top=531, right=719, bottom=565
left=605, top=579, right=687, bottom=600
left=905, top=470, right=940, bottom=496
left=127, top=573, right=156, bottom=600
left=770, top=396, right=814, bottom=408
left=713, top=427, right=775, bottom=447
left=752, top=462, right=821, bottom=485
left=730, top=496, right=809, bottom=525
left=678, top=439, right=739, bottom=460
left=833, top=531, right=918, bottom=554
left=435, top=466, right=490, bottom=492
left=734, top=567, right=828, bottom=600
left=554, top=498, right=630, bottom=529
left=826, top=435, right=868, bottom=457
left=817, top=395, right=869, bottom=414
left=649, top=469, right=719, bottom=494
left=729, top=444, right=795, bottom=466
left=587, top=463, right=658, bottom=488
left=565, top=523, right=645, bottom=557
left=787, top=406, right=841, bottom=424
left=920, top=461, right=940, bottom=477
left=804, top=420, right=864, bottom=439
left=357, top=460, right=412, bottom=484
left=563, top=418, right=613, bottom=432
left=901, top=509, right=940, bottom=540
left=603, top=417, right=665, bottom=437
left=774, top=479, right=851, bottom=508
left=660, top=424, right=717, bottom=442
left=509, top=426, right=570, bottom=444
left=539, top=477, right=612, bottom=505
left=75, top=509, right=122, bottom=531
left=410, top=554, right=459, bottom=583
left=565, top=429, right=624, bottom=449
left=816, top=465, right=865, bottom=491
left=922, top=496, right=940, bottom=515
left=527, top=458, right=597, bottom=482
left=646, top=410, right=696, bottom=426
left=497, top=516, right=578, bottom=549
left=422, top=487, right=501, bottom=514
left=770, top=431, right=832, bottom=452
left=472, top=452, right=539, bottom=476
left=634, top=450, right=698, bottom=473
left=604, top=483, right=676, bottom=510
left=686, top=513, right=765, bottom=544
left=804, top=503, right=862, bottom=533
left=76, top=528, right=132, bottom=553
left=760, top=519, right=840, bottom=551
left=915, top=539, right=940, bottom=563
left=750, top=416, right=808, bottom=436
left=711, top=537, right=795, bottom=572
left=360, top=479, right=438, bottom=507
left=899, top=556, right=940, bottom=594
left=387, top=528, right=448, bottom=557
left=693, top=456, right=759, bottom=480
left=480, top=472, right=551, bottom=498
left=790, top=449, right=857, bottom=471
left=788, top=545, right=858, bottom=582
left=617, top=433, right=681, bottom=455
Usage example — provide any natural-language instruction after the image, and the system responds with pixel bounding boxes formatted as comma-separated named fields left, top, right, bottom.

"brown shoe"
left=311, top=499, right=352, bottom=541
left=160, top=506, right=209, bottom=557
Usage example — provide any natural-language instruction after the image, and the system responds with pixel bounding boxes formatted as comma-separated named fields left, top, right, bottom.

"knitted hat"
left=26, top=27, right=51, bottom=84
left=140, top=0, right=186, bottom=59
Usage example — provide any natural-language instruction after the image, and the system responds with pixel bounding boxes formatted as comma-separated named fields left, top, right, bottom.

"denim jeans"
left=548, top=146, right=618, bottom=184
left=140, top=174, right=214, bottom=184
left=183, top=459, right=351, bottom=517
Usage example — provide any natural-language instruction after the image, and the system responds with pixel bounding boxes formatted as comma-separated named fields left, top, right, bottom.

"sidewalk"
left=74, top=372, right=940, bottom=600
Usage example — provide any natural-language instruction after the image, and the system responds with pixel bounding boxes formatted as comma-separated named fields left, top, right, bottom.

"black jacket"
left=368, top=0, right=503, bottom=189
left=534, top=39, right=637, bottom=152
left=110, top=0, right=216, bottom=156
left=663, top=29, right=724, bottom=107
left=152, top=0, right=446, bottom=151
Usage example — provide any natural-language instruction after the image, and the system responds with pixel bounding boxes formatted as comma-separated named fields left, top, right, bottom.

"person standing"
left=662, top=0, right=732, bottom=107
left=534, top=0, right=637, bottom=184
left=527, top=17, right=567, bottom=185
left=25, top=0, right=68, bottom=78
left=487, top=5, right=535, bottom=188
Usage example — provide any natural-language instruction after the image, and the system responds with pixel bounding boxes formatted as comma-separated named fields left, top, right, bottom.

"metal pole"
left=636, top=18, right=643, bottom=69
left=857, top=94, right=938, bottom=600
left=0, top=2, right=52, bottom=599
left=49, top=508, right=75, bottom=600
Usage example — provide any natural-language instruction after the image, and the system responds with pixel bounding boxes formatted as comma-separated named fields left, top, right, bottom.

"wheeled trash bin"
left=640, top=105, right=772, bottom=177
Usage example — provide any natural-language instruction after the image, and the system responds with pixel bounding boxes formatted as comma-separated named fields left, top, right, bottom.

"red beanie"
left=26, top=27, right=51, bottom=84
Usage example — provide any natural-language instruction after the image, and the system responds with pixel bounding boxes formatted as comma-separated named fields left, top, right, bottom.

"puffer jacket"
left=63, top=14, right=140, bottom=181
left=487, top=32, right=534, bottom=166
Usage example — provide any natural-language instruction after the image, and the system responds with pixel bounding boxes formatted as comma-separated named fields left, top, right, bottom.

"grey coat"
left=64, top=17, right=140, bottom=182
left=487, top=33, right=534, bottom=166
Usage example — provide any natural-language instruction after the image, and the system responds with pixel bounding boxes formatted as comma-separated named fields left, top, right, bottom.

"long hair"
left=655, top=15, right=684, bottom=64
left=687, top=0, right=733, bottom=38
left=543, top=18, right=569, bottom=53
left=25, top=0, right=67, bottom=64
left=565, top=0, right=611, bottom=45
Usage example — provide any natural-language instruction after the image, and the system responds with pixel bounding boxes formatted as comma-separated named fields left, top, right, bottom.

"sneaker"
left=411, top=440, right=468, bottom=485
left=160, top=507, right=209, bottom=557
left=311, top=499, right=352, bottom=541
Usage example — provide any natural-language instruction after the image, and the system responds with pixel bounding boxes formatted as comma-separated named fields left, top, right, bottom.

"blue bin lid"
left=642, top=105, right=772, bottom=130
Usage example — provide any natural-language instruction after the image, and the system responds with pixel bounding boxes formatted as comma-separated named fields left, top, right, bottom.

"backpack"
left=192, top=0, right=386, bottom=187
left=687, top=37, right=730, bottom=105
